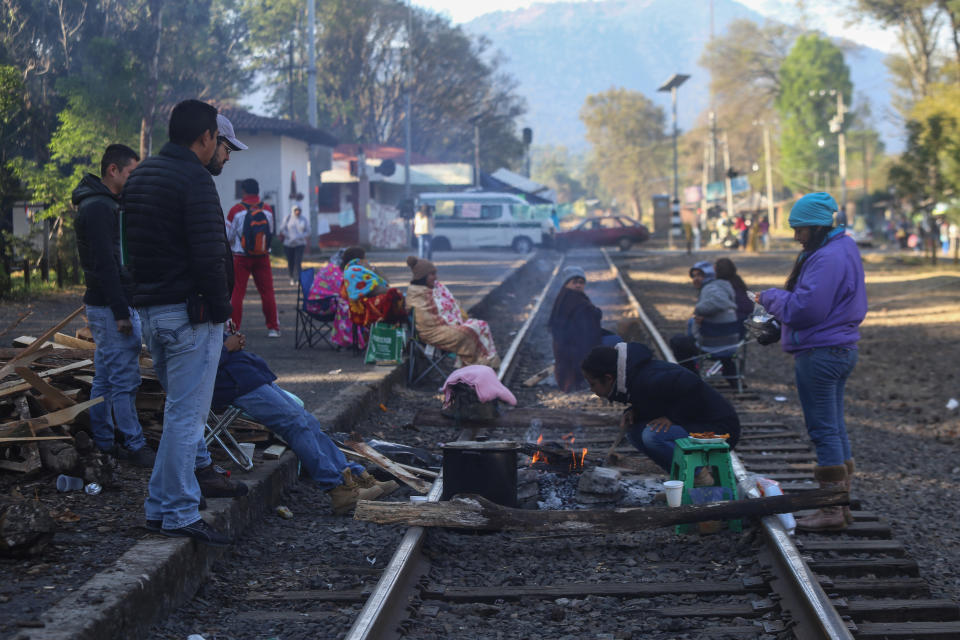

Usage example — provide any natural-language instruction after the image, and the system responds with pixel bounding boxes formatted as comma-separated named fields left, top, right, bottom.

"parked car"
left=849, top=229, right=874, bottom=248
left=555, top=216, right=650, bottom=251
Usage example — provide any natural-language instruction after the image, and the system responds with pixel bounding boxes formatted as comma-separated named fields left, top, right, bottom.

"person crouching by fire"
left=581, top=342, right=740, bottom=484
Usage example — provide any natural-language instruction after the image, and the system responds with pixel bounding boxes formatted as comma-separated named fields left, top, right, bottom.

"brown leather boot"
left=355, top=470, right=399, bottom=497
left=328, top=469, right=384, bottom=515
left=796, top=464, right=848, bottom=532
left=843, top=458, right=855, bottom=525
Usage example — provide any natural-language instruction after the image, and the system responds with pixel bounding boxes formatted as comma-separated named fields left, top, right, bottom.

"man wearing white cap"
left=207, top=113, right=247, bottom=176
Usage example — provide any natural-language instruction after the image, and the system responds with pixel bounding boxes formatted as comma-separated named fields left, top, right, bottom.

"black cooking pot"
left=441, top=441, right=519, bottom=507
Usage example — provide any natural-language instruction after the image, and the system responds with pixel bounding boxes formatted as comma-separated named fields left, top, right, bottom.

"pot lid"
left=441, top=440, right=519, bottom=451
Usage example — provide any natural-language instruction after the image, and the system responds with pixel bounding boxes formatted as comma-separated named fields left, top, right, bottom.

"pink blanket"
left=441, top=365, right=517, bottom=407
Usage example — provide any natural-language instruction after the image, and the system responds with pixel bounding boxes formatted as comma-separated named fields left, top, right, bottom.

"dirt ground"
left=617, top=245, right=960, bottom=602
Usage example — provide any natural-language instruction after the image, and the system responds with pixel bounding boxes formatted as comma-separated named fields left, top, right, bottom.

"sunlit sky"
left=410, top=0, right=898, bottom=53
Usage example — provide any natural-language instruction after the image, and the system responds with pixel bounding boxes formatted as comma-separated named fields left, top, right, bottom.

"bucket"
left=441, top=440, right=519, bottom=507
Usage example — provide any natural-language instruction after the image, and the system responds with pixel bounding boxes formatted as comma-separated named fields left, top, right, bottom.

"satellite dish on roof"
left=374, top=159, right=396, bottom=177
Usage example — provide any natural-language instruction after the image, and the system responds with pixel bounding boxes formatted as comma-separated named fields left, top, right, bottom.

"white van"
left=417, top=192, right=553, bottom=253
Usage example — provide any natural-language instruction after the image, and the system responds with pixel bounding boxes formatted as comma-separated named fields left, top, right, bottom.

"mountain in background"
left=464, top=0, right=900, bottom=153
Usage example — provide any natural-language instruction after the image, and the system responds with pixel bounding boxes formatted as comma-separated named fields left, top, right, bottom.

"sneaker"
left=126, top=445, right=156, bottom=468
left=289, top=279, right=297, bottom=286
left=145, top=497, right=206, bottom=533
left=267, top=329, right=281, bottom=338
left=160, top=519, right=233, bottom=547
left=196, top=464, right=249, bottom=498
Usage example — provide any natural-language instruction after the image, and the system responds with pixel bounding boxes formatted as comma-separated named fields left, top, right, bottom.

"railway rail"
left=344, top=247, right=960, bottom=640
left=146, top=247, right=960, bottom=640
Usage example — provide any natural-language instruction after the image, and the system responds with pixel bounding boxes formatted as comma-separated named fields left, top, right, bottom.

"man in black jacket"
left=122, top=99, right=233, bottom=546
left=73, top=144, right=155, bottom=467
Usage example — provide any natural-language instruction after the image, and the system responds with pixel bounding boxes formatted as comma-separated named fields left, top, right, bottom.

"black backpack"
left=240, top=201, right=272, bottom=256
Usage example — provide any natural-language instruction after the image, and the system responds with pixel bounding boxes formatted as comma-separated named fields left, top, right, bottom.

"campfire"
left=526, top=433, right=588, bottom=473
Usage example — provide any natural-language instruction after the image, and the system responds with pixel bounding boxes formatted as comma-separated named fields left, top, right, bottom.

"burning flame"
left=531, top=434, right=548, bottom=465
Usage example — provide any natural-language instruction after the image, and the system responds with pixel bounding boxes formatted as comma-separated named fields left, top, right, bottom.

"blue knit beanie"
left=789, top=192, right=838, bottom=228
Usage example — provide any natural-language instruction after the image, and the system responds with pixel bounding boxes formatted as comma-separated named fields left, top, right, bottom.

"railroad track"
left=147, top=247, right=960, bottom=640
left=344, top=247, right=960, bottom=640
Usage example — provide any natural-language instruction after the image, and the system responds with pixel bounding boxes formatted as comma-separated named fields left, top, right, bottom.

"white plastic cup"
left=238, top=443, right=255, bottom=464
left=663, top=480, right=684, bottom=508
left=56, top=474, right=84, bottom=492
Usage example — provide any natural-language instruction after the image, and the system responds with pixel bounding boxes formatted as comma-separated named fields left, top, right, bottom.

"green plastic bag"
left=364, top=321, right=405, bottom=365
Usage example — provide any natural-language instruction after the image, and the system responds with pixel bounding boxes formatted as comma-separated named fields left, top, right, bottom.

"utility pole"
left=306, top=0, right=319, bottom=254
left=473, top=122, right=480, bottom=187
left=861, top=137, right=870, bottom=221
left=722, top=132, right=735, bottom=220
left=357, top=146, right=370, bottom=245
left=836, top=91, right=848, bottom=225
left=403, top=0, right=412, bottom=201
left=762, top=122, right=775, bottom=228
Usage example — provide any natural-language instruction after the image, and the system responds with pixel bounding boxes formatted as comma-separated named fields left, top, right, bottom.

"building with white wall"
left=212, top=107, right=337, bottom=233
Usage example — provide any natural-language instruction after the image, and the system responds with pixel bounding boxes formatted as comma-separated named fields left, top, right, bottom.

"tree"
left=694, top=19, right=797, bottom=199
left=531, top=145, right=588, bottom=205
left=580, top=88, right=668, bottom=220
left=849, top=0, right=945, bottom=114
left=775, top=34, right=852, bottom=191
left=241, top=0, right=526, bottom=170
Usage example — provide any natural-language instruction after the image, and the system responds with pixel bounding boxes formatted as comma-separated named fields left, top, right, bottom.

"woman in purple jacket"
left=757, top=192, right=867, bottom=532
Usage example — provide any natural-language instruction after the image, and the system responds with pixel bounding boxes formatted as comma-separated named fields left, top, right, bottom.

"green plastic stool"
left=669, top=437, right=741, bottom=534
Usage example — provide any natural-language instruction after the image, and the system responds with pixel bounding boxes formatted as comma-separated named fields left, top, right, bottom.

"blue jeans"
left=85, top=305, right=146, bottom=453
left=795, top=347, right=857, bottom=466
left=626, top=422, right=689, bottom=472
left=417, top=234, right=432, bottom=259
left=233, top=382, right=363, bottom=490
left=138, top=303, right=222, bottom=529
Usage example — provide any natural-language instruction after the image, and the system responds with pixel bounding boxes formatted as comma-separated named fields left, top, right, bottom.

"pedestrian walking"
left=122, top=99, right=234, bottom=546
left=756, top=192, right=867, bottom=532
left=73, top=144, right=155, bottom=467
left=279, top=205, right=310, bottom=285
left=226, top=178, right=281, bottom=337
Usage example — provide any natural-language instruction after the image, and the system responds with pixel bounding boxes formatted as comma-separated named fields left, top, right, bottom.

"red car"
left=555, top=215, right=650, bottom=251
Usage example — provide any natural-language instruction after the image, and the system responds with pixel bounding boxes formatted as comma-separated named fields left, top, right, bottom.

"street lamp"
left=659, top=73, right=690, bottom=249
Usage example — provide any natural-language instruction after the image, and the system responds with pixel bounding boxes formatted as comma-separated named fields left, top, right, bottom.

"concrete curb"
left=25, top=453, right=299, bottom=640
left=22, top=251, right=539, bottom=640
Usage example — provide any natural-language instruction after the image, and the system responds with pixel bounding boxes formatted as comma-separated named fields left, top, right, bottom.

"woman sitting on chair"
left=339, top=246, right=406, bottom=330
left=306, top=249, right=360, bottom=349
left=669, top=260, right=740, bottom=384
left=404, top=256, right=500, bottom=368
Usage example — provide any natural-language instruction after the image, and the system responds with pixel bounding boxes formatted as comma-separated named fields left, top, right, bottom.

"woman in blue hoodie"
left=581, top=342, right=740, bottom=482
left=757, top=192, right=867, bottom=532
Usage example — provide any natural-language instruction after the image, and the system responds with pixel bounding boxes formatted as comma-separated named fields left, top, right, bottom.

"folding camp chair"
left=294, top=267, right=338, bottom=350
left=204, top=406, right=254, bottom=471
left=407, top=309, right=457, bottom=387
left=205, top=388, right=306, bottom=471
left=695, top=320, right=748, bottom=393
